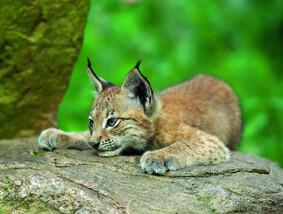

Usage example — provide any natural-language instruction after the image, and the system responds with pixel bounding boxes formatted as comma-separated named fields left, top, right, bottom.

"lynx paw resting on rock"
left=38, top=128, right=90, bottom=151
left=38, top=128, right=65, bottom=151
left=140, top=134, right=231, bottom=175
left=140, top=150, right=186, bottom=175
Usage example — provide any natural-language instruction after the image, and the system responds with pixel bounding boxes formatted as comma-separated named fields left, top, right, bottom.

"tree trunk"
left=0, top=0, right=90, bottom=139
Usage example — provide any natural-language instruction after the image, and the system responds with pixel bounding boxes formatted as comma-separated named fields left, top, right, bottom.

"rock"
left=0, top=0, right=90, bottom=139
left=0, top=138, right=282, bottom=213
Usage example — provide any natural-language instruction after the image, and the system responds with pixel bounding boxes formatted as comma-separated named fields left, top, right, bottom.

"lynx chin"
left=39, top=59, right=242, bottom=175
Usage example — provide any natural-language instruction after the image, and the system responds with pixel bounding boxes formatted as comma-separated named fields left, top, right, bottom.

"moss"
left=2, top=176, right=10, bottom=184
left=202, top=196, right=212, bottom=203
left=123, top=160, right=140, bottom=169
left=195, top=195, right=221, bottom=214
left=197, top=195, right=212, bottom=204
left=31, top=151, right=43, bottom=156
left=54, top=152, right=68, bottom=158
left=0, top=177, right=55, bottom=212
left=0, top=203, right=9, bottom=214
left=0, top=199, right=59, bottom=214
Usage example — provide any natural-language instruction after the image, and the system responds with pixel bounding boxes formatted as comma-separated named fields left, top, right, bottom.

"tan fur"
left=39, top=62, right=242, bottom=175
left=155, top=75, right=241, bottom=149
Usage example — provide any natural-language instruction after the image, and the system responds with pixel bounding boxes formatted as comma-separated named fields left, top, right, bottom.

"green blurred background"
left=57, top=0, right=283, bottom=167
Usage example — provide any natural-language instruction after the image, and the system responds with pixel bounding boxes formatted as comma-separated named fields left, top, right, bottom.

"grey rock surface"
left=0, top=137, right=282, bottom=213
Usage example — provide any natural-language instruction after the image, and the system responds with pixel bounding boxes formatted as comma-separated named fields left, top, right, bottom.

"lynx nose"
left=89, top=139, right=100, bottom=150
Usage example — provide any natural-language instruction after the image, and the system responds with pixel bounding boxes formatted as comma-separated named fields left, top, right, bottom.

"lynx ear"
left=122, top=60, right=155, bottom=115
left=87, top=58, right=115, bottom=93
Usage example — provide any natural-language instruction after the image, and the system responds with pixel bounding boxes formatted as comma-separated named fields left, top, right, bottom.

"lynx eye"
left=88, top=119, right=94, bottom=129
left=106, top=118, right=119, bottom=128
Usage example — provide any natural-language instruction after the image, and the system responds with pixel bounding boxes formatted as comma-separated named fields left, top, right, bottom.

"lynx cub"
left=39, top=59, right=241, bottom=175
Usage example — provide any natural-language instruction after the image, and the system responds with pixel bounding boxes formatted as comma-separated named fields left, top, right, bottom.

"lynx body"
left=39, top=60, right=241, bottom=175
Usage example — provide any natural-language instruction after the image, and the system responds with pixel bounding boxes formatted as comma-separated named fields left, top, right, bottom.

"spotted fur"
left=39, top=60, right=242, bottom=175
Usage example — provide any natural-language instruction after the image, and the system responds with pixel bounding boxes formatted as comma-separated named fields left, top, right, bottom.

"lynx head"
left=86, top=59, right=161, bottom=156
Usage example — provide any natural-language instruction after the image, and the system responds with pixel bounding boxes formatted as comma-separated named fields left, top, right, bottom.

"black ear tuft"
left=87, top=58, right=101, bottom=81
left=134, top=60, right=142, bottom=70
left=87, top=57, right=91, bottom=67
left=86, top=58, right=116, bottom=93
left=122, top=63, right=155, bottom=115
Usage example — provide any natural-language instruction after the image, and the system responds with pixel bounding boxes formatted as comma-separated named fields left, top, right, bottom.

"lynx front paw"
left=38, top=128, right=64, bottom=151
left=140, top=151, right=185, bottom=175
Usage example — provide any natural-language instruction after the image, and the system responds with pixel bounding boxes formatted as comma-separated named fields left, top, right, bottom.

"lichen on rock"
left=0, top=137, right=282, bottom=213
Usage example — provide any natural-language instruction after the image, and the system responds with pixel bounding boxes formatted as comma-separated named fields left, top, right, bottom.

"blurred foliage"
left=58, top=0, right=283, bottom=167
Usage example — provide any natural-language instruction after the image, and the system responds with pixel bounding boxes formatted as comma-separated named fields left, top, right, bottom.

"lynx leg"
left=140, top=131, right=230, bottom=175
left=38, top=128, right=90, bottom=151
